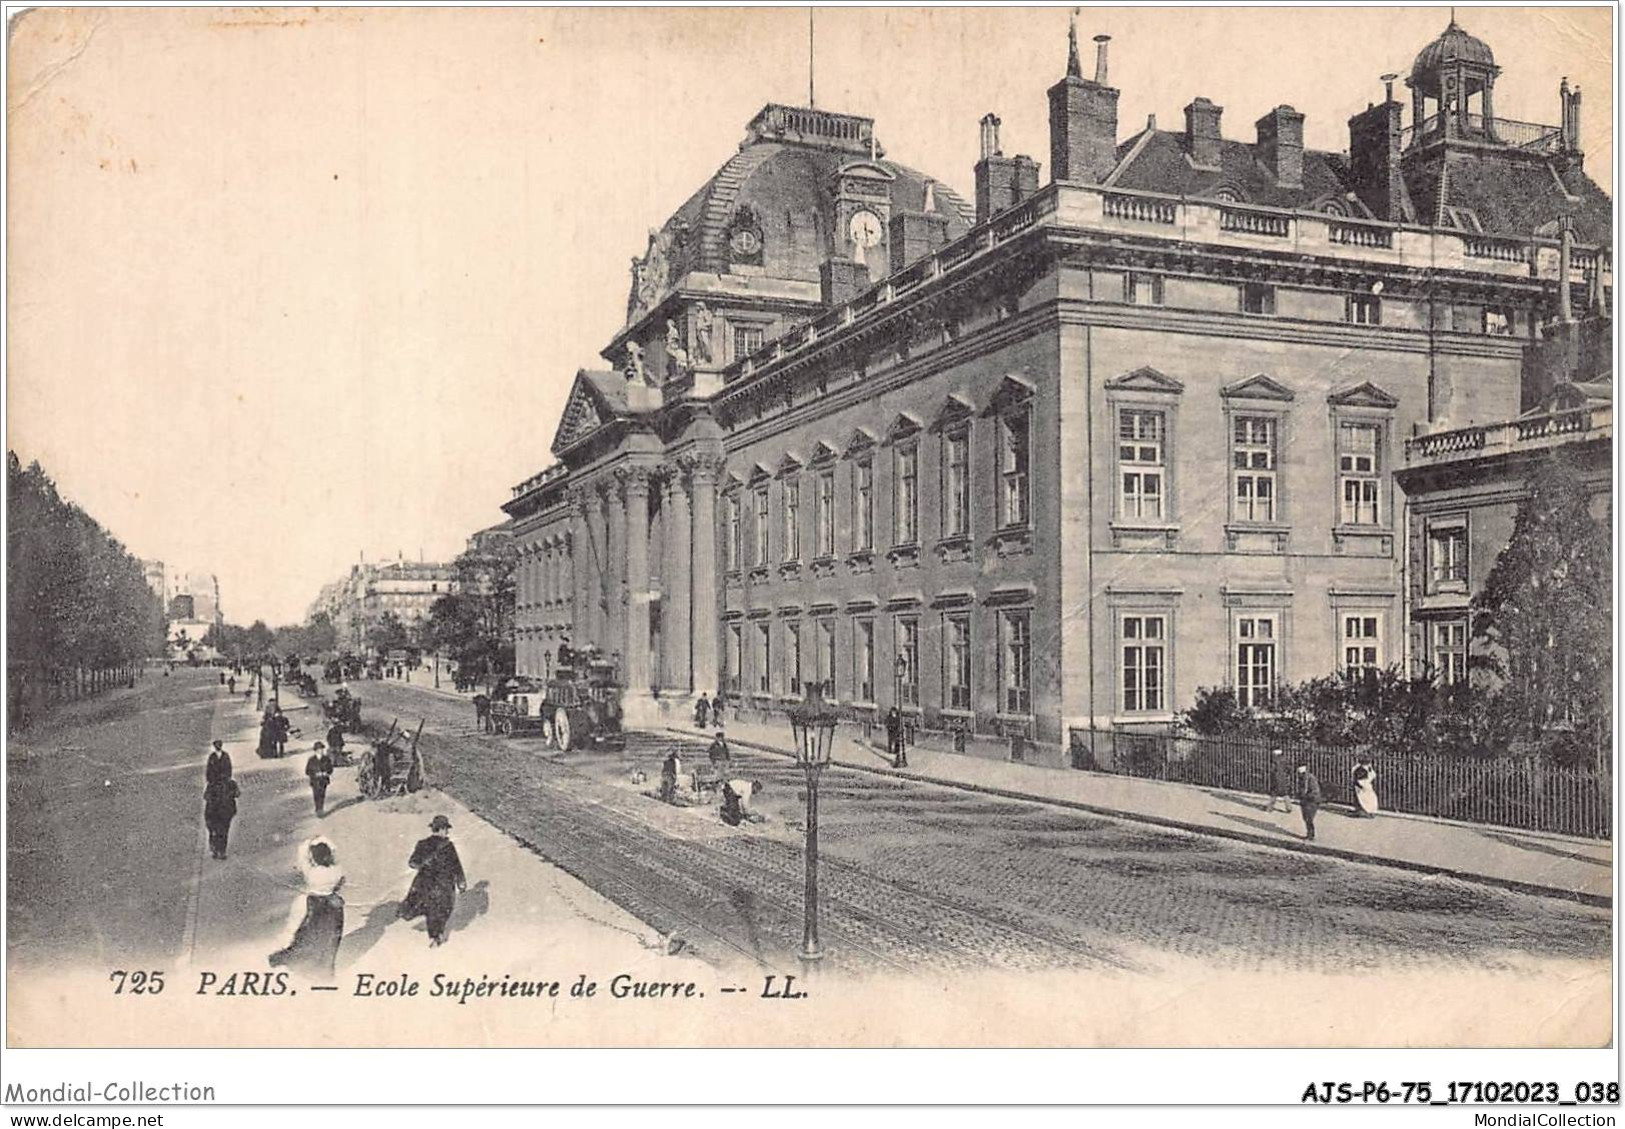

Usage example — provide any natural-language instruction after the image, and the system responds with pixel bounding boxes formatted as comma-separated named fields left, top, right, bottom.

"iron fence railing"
left=1070, top=727, right=1612, bottom=839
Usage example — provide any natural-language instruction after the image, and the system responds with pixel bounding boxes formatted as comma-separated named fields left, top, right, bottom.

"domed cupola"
left=1405, top=16, right=1502, bottom=147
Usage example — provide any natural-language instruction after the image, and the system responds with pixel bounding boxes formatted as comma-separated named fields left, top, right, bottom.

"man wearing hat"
left=1264, top=748, right=1292, bottom=813
left=398, top=815, right=467, bottom=947
left=1296, top=764, right=1323, bottom=841
left=304, top=742, right=334, bottom=817
left=205, top=739, right=232, bottom=786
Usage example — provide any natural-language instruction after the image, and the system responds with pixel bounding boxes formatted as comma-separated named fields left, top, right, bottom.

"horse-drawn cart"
left=356, top=719, right=426, bottom=799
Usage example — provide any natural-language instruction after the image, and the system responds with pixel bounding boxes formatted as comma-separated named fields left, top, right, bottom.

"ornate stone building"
left=505, top=18, right=1611, bottom=762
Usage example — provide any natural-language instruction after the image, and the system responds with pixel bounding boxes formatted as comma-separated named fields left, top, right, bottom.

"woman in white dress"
left=1352, top=758, right=1380, bottom=818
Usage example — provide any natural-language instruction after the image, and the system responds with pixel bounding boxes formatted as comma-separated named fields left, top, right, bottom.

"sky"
left=7, top=5, right=1613, bottom=626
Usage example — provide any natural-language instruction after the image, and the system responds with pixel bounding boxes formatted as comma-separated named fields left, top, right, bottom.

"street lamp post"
left=787, top=687, right=838, bottom=963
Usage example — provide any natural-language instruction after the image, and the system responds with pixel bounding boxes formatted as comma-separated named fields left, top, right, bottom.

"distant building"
left=166, top=570, right=223, bottom=627
left=309, top=558, right=458, bottom=653
left=466, top=520, right=515, bottom=556
left=141, top=559, right=166, bottom=602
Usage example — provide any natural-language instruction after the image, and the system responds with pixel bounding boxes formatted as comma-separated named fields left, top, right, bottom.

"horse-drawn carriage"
left=356, top=719, right=426, bottom=799
left=488, top=648, right=624, bottom=751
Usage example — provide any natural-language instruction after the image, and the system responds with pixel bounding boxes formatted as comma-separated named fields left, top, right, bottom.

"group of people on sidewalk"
left=200, top=715, right=471, bottom=980
left=1264, top=749, right=1380, bottom=841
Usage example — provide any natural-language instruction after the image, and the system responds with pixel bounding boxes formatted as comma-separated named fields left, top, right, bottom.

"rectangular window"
left=1000, top=412, right=1031, bottom=527
left=854, top=459, right=874, bottom=551
left=1232, top=416, right=1277, bottom=523
left=726, top=625, right=743, bottom=694
left=894, top=444, right=918, bottom=545
left=943, top=429, right=970, bottom=538
left=1125, top=272, right=1164, bottom=306
left=1483, top=307, right=1514, bottom=336
left=756, top=621, right=772, bottom=695
left=999, top=610, right=1032, bottom=715
left=1338, top=422, right=1381, bottom=525
left=753, top=485, right=770, bottom=566
left=945, top=614, right=972, bottom=710
left=817, top=619, right=837, bottom=698
left=785, top=621, right=802, bottom=697
left=783, top=478, right=801, bottom=562
left=1342, top=614, right=1382, bottom=678
left=1428, top=523, right=1468, bottom=590
left=1122, top=614, right=1167, bottom=714
left=1347, top=294, right=1382, bottom=325
left=1235, top=614, right=1277, bottom=708
left=1241, top=282, right=1276, bottom=315
left=725, top=495, right=741, bottom=572
left=815, top=471, right=835, bottom=557
left=895, top=617, right=919, bottom=707
left=1433, top=620, right=1467, bottom=685
left=854, top=618, right=875, bottom=702
left=732, top=324, right=764, bottom=362
left=1119, top=409, right=1166, bottom=521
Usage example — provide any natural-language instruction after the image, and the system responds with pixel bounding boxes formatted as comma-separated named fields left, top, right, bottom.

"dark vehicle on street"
left=489, top=649, right=624, bottom=751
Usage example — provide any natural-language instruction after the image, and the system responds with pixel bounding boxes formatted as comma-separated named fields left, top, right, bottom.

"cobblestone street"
left=363, top=681, right=1610, bottom=977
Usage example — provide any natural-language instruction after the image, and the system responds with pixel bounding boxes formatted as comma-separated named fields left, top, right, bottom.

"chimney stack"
left=979, top=112, right=1001, bottom=159
left=1184, top=97, right=1223, bottom=169
left=821, top=257, right=870, bottom=307
left=976, top=113, right=1041, bottom=222
left=1347, top=95, right=1405, bottom=221
left=1048, top=23, right=1120, bottom=183
left=889, top=210, right=949, bottom=274
left=1255, top=105, right=1304, bottom=188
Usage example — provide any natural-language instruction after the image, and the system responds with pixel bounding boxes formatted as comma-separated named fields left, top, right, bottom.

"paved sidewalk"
left=672, top=717, right=1613, bottom=906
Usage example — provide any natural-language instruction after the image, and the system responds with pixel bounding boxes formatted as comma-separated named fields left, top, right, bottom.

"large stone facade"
left=505, top=17, right=1611, bottom=760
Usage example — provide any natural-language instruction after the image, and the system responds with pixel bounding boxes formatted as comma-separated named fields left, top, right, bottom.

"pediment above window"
left=1105, top=366, right=1184, bottom=394
left=844, top=427, right=878, bottom=457
left=1222, top=373, right=1296, bottom=402
left=1327, top=381, right=1399, bottom=409
left=809, top=440, right=841, bottom=466
left=986, top=374, right=1036, bottom=415
left=884, top=413, right=924, bottom=443
left=747, top=461, right=774, bottom=484
left=933, top=392, right=977, bottom=430
left=775, top=451, right=804, bottom=477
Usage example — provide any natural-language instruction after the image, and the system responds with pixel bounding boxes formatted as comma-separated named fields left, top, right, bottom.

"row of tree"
left=1185, top=451, right=1612, bottom=768
left=8, top=453, right=166, bottom=713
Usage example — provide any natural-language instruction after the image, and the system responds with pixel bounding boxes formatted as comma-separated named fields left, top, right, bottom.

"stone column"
left=662, top=469, right=693, bottom=692
left=621, top=466, right=653, bottom=694
left=686, top=453, right=723, bottom=697
left=604, top=477, right=627, bottom=663
left=568, top=488, right=589, bottom=645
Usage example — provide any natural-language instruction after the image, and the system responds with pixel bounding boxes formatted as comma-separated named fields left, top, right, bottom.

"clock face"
left=849, top=209, right=883, bottom=249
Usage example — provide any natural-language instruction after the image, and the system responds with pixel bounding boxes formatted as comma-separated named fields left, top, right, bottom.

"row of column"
left=520, top=536, right=572, bottom=608
left=565, top=451, right=721, bottom=697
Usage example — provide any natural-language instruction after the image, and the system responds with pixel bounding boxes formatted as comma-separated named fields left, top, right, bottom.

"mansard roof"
left=1107, top=129, right=1363, bottom=212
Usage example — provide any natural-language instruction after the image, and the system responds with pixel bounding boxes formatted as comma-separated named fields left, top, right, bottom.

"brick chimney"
left=821, top=257, right=870, bottom=306
left=889, top=211, right=949, bottom=274
left=1048, top=24, right=1119, bottom=183
left=1559, top=78, right=1585, bottom=171
left=975, top=113, right=1016, bottom=223
left=1184, top=98, right=1223, bottom=169
left=1012, top=155, right=1041, bottom=201
left=1255, top=105, right=1304, bottom=188
left=1347, top=98, right=1405, bottom=221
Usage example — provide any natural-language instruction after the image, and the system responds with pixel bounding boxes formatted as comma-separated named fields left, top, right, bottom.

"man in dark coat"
left=227, top=675, right=236, bottom=695
left=206, top=739, right=233, bottom=785
left=272, top=709, right=292, bottom=757
left=326, top=723, right=346, bottom=762
left=473, top=693, right=491, bottom=734
left=693, top=693, right=711, bottom=729
left=203, top=776, right=240, bottom=859
left=1297, top=764, right=1323, bottom=841
left=398, top=815, right=466, bottom=947
left=305, top=743, right=334, bottom=816
left=886, top=707, right=906, bottom=768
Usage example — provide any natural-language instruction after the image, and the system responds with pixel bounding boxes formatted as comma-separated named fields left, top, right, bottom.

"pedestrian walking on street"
left=398, top=816, right=466, bottom=948
left=227, top=675, right=236, bottom=695
left=1297, top=764, right=1322, bottom=841
left=707, top=729, right=730, bottom=770
left=473, top=693, right=491, bottom=734
left=886, top=706, right=907, bottom=768
left=693, top=693, right=711, bottom=729
left=219, top=672, right=226, bottom=686
left=268, top=838, right=345, bottom=979
left=305, top=743, right=334, bottom=817
left=1264, top=748, right=1292, bottom=812
left=257, top=712, right=278, bottom=759
left=273, top=708, right=292, bottom=757
left=326, top=722, right=346, bottom=762
left=711, top=694, right=725, bottom=729
left=203, top=775, right=240, bottom=860
left=205, top=739, right=233, bottom=786
left=1352, top=757, right=1380, bottom=818
left=658, top=748, right=682, bottom=804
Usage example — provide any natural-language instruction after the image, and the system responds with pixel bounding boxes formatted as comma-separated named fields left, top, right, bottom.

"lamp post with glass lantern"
left=787, top=686, right=838, bottom=962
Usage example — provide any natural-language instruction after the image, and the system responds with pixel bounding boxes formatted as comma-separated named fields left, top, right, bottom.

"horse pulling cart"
left=356, top=718, right=426, bottom=799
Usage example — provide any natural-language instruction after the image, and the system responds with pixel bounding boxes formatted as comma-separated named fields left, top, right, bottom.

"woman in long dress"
left=269, top=838, right=345, bottom=978
left=1352, top=758, right=1380, bottom=818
